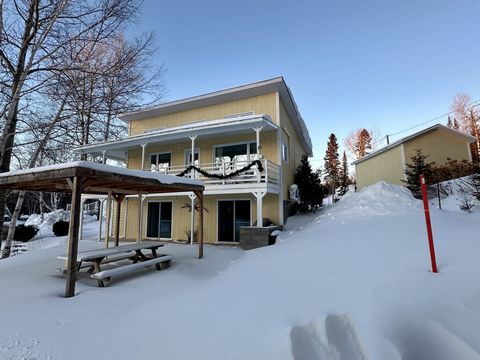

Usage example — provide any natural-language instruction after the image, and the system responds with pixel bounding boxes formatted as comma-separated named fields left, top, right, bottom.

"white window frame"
left=149, top=151, right=172, bottom=172
left=145, top=200, right=173, bottom=241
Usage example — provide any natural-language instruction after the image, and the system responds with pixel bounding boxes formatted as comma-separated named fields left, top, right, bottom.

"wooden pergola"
left=0, top=162, right=205, bottom=298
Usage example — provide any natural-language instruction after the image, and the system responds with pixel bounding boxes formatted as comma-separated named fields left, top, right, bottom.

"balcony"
left=144, top=158, right=280, bottom=192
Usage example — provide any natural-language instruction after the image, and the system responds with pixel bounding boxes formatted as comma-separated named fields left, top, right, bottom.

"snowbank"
left=321, top=181, right=420, bottom=220
left=1, top=181, right=480, bottom=359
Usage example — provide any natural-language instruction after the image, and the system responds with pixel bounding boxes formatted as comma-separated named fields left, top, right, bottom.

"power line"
left=376, top=98, right=480, bottom=146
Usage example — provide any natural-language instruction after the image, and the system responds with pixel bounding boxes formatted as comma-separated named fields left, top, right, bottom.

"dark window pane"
left=215, top=144, right=248, bottom=160
left=159, top=202, right=172, bottom=238
left=147, top=203, right=159, bottom=238
left=157, top=153, right=171, bottom=165
left=249, top=142, right=257, bottom=154
left=150, top=155, right=157, bottom=166
left=218, top=201, right=234, bottom=242
left=234, top=200, right=250, bottom=242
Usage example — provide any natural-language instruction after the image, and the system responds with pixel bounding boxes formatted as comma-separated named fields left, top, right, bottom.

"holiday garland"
left=176, top=160, right=264, bottom=179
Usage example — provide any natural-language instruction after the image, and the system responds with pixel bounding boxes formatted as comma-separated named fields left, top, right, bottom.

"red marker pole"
left=420, top=174, right=438, bottom=273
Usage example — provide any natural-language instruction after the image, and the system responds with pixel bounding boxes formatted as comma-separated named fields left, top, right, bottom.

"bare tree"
left=0, top=0, right=139, bottom=248
left=452, top=93, right=480, bottom=159
left=344, top=128, right=380, bottom=160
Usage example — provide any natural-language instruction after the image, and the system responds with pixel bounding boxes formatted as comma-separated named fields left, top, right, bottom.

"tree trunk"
left=1, top=96, right=67, bottom=258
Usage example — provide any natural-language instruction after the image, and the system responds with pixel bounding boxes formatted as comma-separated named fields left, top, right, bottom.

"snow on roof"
left=0, top=161, right=203, bottom=187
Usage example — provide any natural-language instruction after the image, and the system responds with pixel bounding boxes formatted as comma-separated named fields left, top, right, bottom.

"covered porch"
left=0, top=162, right=205, bottom=297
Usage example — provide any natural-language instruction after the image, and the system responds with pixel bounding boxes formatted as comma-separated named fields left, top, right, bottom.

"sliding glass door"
left=146, top=202, right=173, bottom=239
left=218, top=200, right=251, bottom=242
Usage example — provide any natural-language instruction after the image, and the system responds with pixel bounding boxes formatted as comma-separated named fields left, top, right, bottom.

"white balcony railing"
left=146, top=158, right=280, bottom=186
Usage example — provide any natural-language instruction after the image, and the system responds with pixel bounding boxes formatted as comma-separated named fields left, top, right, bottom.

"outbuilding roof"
left=352, top=124, right=476, bottom=165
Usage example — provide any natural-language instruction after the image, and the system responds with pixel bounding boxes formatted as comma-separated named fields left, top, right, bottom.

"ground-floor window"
left=218, top=200, right=251, bottom=242
left=146, top=201, right=172, bottom=239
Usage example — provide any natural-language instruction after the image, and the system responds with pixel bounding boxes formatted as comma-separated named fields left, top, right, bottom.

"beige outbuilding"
left=353, top=124, right=476, bottom=190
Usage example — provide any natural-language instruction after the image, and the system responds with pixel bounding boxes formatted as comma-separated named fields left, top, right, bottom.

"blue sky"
left=131, top=0, right=480, bottom=168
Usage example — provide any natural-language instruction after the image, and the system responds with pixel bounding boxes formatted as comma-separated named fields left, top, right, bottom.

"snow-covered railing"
left=146, top=158, right=280, bottom=186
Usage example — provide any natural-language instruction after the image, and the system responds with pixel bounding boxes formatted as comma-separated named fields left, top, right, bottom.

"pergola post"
left=113, top=194, right=125, bottom=247
left=104, top=191, right=112, bottom=248
left=137, top=193, right=143, bottom=243
left=65, top=176, right=83, bottom=298
left=194, top=190, right=204, bottom=259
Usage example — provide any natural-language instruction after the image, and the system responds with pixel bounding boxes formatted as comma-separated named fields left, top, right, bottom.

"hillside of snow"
left=1, top=181, right=480, bottom=359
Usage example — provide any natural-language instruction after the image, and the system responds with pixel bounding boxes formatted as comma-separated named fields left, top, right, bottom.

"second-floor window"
left=150, top=152, right=171, bottom=172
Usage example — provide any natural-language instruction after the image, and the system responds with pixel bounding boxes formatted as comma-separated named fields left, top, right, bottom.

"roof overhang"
left=0, top=161, right=204, bottom=195
left=76, top=115, right=278, bottom=160
left=352, top=123, right=477, bottom=165
left=118, top=77, right=313, bottom=156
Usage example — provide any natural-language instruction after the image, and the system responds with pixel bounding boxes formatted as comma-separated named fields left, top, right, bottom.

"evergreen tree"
left=447, top=116, right=453, bottom=128
left=324, top=133, right=340, bottom=188
left=453, top=117, right=460, bottom=130
left=403, top=149, right=435, bottom=198
left=339, top=151, right=350, bottom=195
left=294, top=155, right=324, bottom=212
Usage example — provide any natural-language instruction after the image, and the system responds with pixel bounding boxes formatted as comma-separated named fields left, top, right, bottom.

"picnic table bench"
left=57, top=242, right=172, bottom=287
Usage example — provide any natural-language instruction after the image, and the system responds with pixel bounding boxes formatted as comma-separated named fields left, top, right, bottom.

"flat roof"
left=118, top=77, right=313, bottom=156
left=0, top=161, right=204, bottom=195
left=352, top=124, right=477, bottom=165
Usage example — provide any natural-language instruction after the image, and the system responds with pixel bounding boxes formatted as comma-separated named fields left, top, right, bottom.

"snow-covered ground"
left=1, top=181, right=480, bottom=359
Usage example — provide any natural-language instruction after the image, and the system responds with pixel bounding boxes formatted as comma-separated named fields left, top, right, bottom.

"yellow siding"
left=355, top=128, right=472, bottom=190
left=355, top=146, right=404, bottom=190
left=130, top=93, right=278, bottom=135
left=118, top=193, right=279, bottom=244
left=403, top=128, right=471, bottom=165
left=279, top=100, right=308, bottom=199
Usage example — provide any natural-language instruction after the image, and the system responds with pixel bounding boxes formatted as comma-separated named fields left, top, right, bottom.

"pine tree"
left=339, top=151, right=350, bottom=195
left=403, top=149, right=435, bottom=199
left=324, top=133, right=340, bottom=188
left=294, top=155, right=324, bottom=212
left=453, top=117, right=460, bottom=130
left=447, top=116, right=453, bottom=128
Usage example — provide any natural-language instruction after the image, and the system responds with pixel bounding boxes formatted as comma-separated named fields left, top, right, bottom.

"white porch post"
left=97, top=198, right=105, bottom=243
left=79, top=198, right=86, bottom=240
left=254, top=126, right=264, bottom=183
left=253, top=126, right=264, bottom=159
left=123, top=198, right=129, bottom=238
left=188, top=193, right=196, bottom=244
left=104, top=192, right=112, bottom=248
left=137, top=194, right=143, bottom=243
left=189, top=135, right=197, bottom=178
left=254, top=191, right=266, bottom=228
left=102, top=150, right=107, bottom=164
left=140, top=143, right=147, bottom=170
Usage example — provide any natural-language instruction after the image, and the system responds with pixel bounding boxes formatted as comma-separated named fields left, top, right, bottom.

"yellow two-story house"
left=78, top=77, right=312, bottom=244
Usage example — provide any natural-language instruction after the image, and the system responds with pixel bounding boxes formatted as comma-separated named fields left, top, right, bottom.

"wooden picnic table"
left=57, top=242, right=170, bottom=286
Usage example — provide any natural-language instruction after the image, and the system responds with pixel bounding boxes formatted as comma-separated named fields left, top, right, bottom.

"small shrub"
left=13, top=224, right=39, bottom=242
left=459, top=197, right=476, bottom=213
left=53, top=220, right=69, bottom=236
